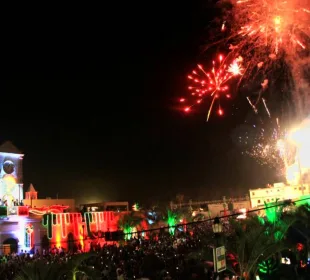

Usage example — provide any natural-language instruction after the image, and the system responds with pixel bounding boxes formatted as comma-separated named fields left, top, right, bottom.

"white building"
left=249, top=182, right=309, bottom=208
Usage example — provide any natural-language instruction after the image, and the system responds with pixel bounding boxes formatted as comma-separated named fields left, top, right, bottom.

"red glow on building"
left=41, top=211, right=122, bottom=249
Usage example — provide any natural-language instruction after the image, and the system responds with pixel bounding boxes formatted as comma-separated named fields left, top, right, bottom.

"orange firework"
left=228, top=0, right=310, bottom=75
left=181, top=54, right=243, bottom=121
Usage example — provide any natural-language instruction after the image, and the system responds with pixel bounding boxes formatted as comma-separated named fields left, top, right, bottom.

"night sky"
left=2, top=2, right=279, bottom=206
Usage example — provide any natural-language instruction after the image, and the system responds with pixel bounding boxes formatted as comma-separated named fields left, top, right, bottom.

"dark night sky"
left=1, top=2, right=279, bottom=205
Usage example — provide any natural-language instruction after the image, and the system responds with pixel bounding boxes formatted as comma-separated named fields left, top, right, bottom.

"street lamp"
left=212, top=217, right=224, bottom=279
left=212, top=217, right=223, bottom=235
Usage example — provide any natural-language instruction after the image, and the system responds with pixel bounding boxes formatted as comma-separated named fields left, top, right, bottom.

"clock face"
left=3, top=160, right=15, bottom=174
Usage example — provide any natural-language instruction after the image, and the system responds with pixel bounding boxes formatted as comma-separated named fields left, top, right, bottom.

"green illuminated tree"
left=167, top=210, right=178, bottom=235
left=117, top=211, right=144, bottom=240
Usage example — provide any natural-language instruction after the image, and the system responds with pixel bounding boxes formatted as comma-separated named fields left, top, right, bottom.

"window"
left=267, top=199, right=270, bottom=202
left=252, top=192, right=255, bottom=196
left=258, top=200, right=261, bottom=203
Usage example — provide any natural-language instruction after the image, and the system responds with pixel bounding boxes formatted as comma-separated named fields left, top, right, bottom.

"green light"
left=295, top=195, right=310, bottom=207
left=258, top=258, right=277, bottom=275
left=123, top=226, right=134, bottom=240
left=265, top=200, right=282, bottom=224
left=167, top=210, right=177, bottom=235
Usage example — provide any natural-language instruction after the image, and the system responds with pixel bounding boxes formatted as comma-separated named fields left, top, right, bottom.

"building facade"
left=249, top=182, right=310, bottom=208
left=0, top=142, right=123, bottom=254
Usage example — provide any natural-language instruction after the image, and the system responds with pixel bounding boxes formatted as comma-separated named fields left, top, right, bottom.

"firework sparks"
left=182, top=54, right=243, bottom=121
left=229, top=0, right=310, bottom=76
left=235, top=118, right=289, bottom=175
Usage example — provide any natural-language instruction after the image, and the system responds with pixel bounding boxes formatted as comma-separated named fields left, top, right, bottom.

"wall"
left=232, top=201, right=251, bottom=210
left=0, top=216, right=40, bottom=253
left=207, top=200, right=250, bottom=218
left=23, top=199, right=76, bottom=212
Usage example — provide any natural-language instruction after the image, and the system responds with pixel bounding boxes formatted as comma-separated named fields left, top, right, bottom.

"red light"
left=218, top=109, right=223, bottom=116
left=179, top=98, right=185, bottom=102
left=226, top=94, right=231, bottom=98
left=184, top=107, right=190, bottom=112
left=197, top=100, right=201, bottom=104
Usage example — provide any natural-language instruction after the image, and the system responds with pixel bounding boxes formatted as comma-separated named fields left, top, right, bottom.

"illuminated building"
left=249, top=182, right=310, bottom=208
left=0, top=141, right=24, bottom=206
left=0, top=142, right=123, bottom=253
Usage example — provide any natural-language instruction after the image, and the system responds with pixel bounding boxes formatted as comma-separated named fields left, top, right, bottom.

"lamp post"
left=212, top=217, right=223, bottom=241
left=212, top=217, right=223, bottom=280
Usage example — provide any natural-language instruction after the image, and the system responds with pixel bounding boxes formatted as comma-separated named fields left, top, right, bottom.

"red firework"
left=181, top=54, right=243, bottom=121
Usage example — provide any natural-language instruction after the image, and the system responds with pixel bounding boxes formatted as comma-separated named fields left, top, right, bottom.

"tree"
left=227, top=214, right=295, bottom=279
left=14, top=260, right=61, bottom=280
left=58, top=253, right=99, bottom=280
left=117, top=211, right=144, bottom=240
left=14, top=253, right=99, bottom=280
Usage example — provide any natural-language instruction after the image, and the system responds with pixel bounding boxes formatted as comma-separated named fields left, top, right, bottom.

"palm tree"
left=14, top=260, right=62, bottom=280
left=227, top=214, right=295, bottom=279
left=117, top=211, right=144, bottom=240
left=14, top=253, right=99, bottom=280
left=288, top=203, right=310, bottom=257
left=58, top=252, right=99, bottom=280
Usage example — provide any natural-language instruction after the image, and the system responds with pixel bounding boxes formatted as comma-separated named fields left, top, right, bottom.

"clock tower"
left=0, top=141, right=24, bottom=205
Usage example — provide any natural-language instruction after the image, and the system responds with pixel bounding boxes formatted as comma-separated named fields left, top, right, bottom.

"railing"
left=0, top=206, right=29, bottom=217
left=171, top=197, right=250, bottom=208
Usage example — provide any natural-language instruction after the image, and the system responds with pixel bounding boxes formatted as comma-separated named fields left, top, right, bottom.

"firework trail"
left=262, top=98, right=271, bottom=118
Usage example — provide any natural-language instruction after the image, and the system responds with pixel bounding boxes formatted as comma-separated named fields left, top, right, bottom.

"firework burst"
left=226, top=0, right=310, bottom=77
left=181, top=54, right=243, bottom=121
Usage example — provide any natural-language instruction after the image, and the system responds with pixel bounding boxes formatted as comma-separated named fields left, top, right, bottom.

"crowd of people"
left=0, top=219, right=306, bottom=279
left=0, top=223, right=226, bottom=280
